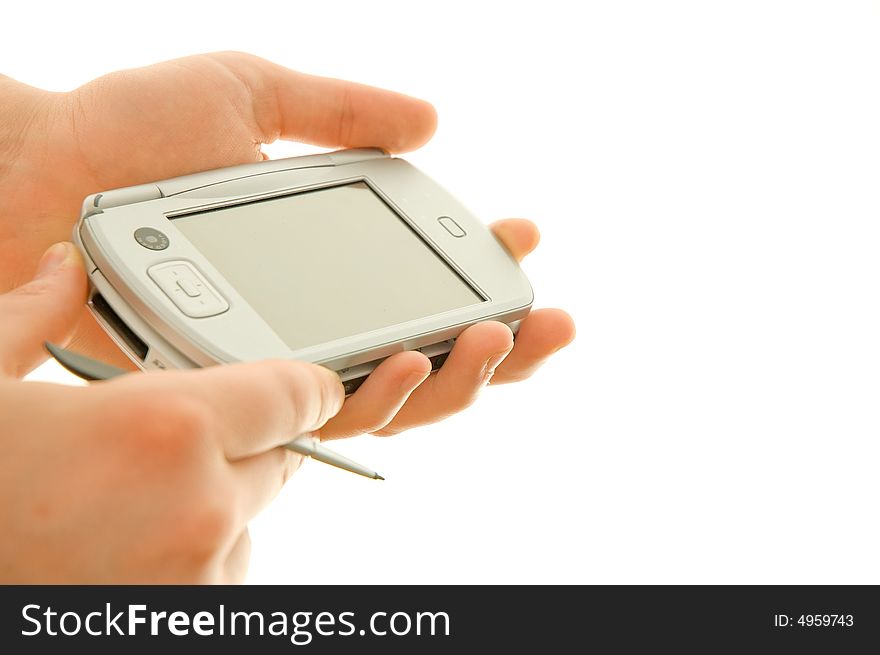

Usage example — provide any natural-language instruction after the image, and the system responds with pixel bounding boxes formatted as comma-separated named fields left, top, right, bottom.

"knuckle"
left=194, top=498, right=237, bottom=545
left=9, top=278, right=52, bottom=299
left=114, top=392, right=213, bottom=458
left=496, top=359, right=546, bottom=385
left=178, top=483, right=238, bottom=550
left=315, top=367, right=344, bottom=425
left=442, top=387, right=482, bottom=415
left=129, top=474, right=235, bottom=580
left=212, top=50, right=258, bottom=65
left=162, top=396, right=213, bottom=438
left=265, top=359, right=340, bottom=428
left=493, top=370, right=532, bottom=385
left=179, top=566, right=221, bottom=585
left=355, top=412, right=396, bottom=436
left=263, top=358, right=301, bottom=384
left=372, top=425, right=404, bottom=438
left=280, top=450, right=303, bottom=486
left=427, top=369, right=482, bottom=415
left=335, top=81, right=355, bottom=146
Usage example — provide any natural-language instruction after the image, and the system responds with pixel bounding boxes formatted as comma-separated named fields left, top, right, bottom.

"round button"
left=134, top=227, right=169, bottom=251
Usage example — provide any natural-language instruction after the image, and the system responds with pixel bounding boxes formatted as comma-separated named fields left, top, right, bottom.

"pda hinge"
left=81, top=183, right=164, bottom=219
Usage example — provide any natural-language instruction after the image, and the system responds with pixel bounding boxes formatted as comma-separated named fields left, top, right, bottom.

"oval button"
left=438, top=216, right=466, bottom=238
left=134, top=226, right=170, bottom=251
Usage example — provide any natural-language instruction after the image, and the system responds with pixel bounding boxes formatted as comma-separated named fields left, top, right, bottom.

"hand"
left=0, top=52, right=574, bottom=438
left=0, top=52, right=437, bottom=363
left=0, top=242, right=344, bottom=582
left=319, top=219, right=576, bottom=439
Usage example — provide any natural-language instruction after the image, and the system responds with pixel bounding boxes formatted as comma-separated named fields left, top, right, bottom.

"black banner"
left=0, top=585, right=876, bottom=653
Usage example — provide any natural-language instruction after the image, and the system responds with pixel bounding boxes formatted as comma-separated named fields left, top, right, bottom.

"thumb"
left=0, top=242, right=88, bottom=378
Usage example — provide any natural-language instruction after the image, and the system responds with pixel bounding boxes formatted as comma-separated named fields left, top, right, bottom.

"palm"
left=1, top=52, right=574, bottom=436
left=69, top=57, right=266, bottom=197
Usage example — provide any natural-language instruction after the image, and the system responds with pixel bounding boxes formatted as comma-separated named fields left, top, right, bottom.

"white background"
left=7, top=0, right=880, bottom=583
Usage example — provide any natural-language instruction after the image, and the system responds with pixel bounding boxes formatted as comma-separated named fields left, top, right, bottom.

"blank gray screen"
left=172, top=182, right=482, bottom=350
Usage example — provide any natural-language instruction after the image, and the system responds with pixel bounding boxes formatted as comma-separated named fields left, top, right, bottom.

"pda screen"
left=172, top=182, right=483, bottom=351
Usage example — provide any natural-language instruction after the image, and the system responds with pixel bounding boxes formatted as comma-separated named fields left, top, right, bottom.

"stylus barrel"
left=285, top=436, right=385, bottom=480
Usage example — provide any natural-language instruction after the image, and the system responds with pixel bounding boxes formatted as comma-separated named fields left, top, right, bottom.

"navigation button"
left=176, top=278, right=202, bottom=298
left=147, top=261, right=228, bottom=318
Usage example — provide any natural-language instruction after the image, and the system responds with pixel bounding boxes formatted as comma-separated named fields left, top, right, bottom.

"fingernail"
left=400, top=368, right=430, bottom=393
left=36, top=243, right=70, bottom=279
left=481, top=350, right=511, bottom=384
left=329, top=372, right=347, bottom=413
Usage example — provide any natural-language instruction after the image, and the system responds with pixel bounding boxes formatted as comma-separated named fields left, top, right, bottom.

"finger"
left=0, top=243, right=88, bottom=378
left=374, top=322, right=514, bottom=436
left=320, top=350, right=432, bottom=441
left=67, top=310, right=140, bottom=371
left=490, top=219, right=540, bottom=262
left=232, top=447, right=304, bottom=521
left=112, top=359, right=345, bottom=459
left=221, top=529, right=252, bottom=584
left=210, top=52, right=438, bottom=153
left=490, top=309, right=576, bottom=385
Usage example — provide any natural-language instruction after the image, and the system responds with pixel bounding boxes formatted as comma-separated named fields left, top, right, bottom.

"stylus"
left=45, top=342, right=386, bottom=480
left=284, top=437, right=384, bottom=480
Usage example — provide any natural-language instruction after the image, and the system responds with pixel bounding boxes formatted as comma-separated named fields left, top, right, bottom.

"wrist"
left=0, top=77, right=54, bottom=170
left=0, top=77, right=73, bottom=292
